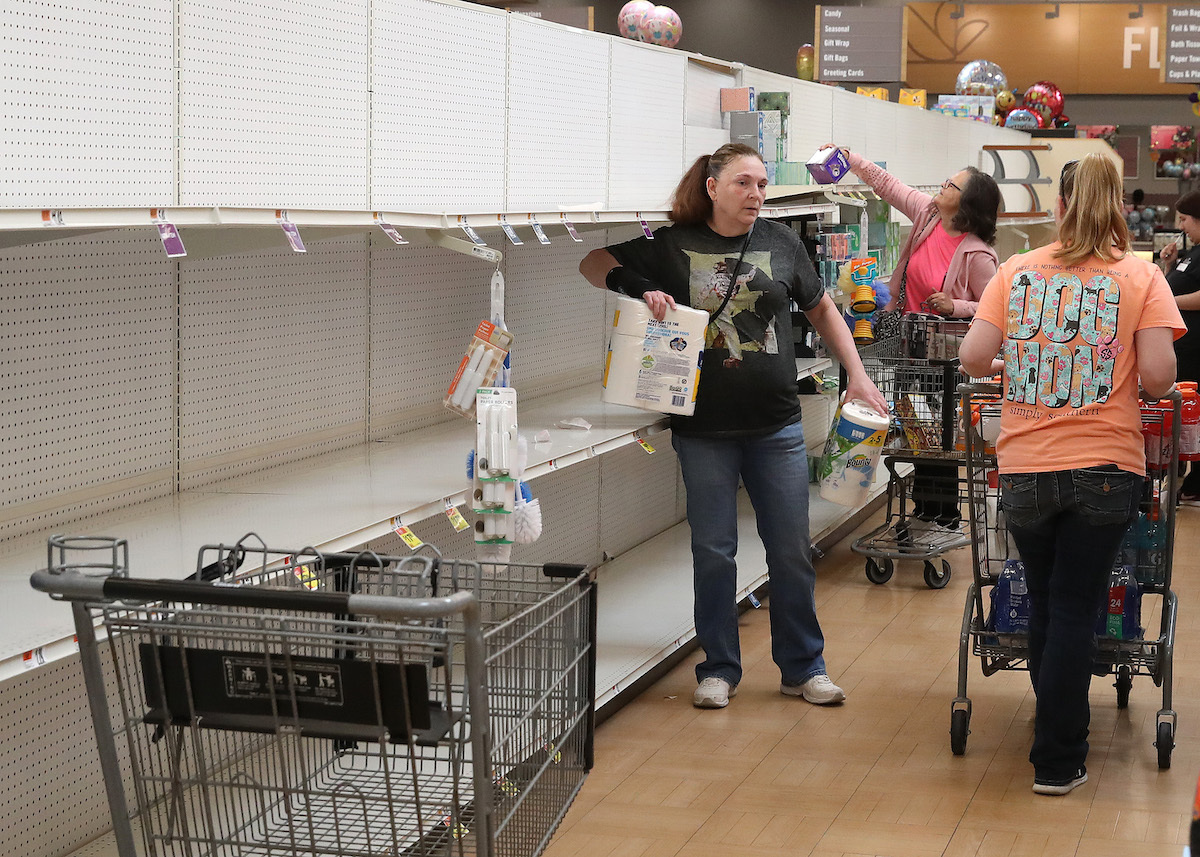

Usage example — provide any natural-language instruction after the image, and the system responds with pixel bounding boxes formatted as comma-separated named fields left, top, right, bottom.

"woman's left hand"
left=924, top=291, right=953, bottom=316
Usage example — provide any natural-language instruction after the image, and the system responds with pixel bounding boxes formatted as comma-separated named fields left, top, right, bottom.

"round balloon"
left=1005, top=108, right=1043, bottom=131
left=1022, top=81, right=1065, bottom=123
left=796, top=44, right=815, bottom=81
left=637, top=4, right=681, bottom=47
left=617, top=0, right=654, bottom=39
left=955, top=60, right=1008, bottom=97
left=994, top=89, right=1016, bottom=115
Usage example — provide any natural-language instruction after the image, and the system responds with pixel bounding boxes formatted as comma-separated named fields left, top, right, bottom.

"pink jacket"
left=848, top=153, right=998, bottom=319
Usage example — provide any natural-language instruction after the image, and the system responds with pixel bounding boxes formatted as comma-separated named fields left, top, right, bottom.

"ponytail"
left=1055, top=153, right=1130, bottom=266
left=669, top=143, right=764, bottom=226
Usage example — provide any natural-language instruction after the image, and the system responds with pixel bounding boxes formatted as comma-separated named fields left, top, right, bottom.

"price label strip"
left=276, top=210, right=307, bottom=253
left=560, top=214, right=582, bottom=242
left=445, top=500, right=470, bottom=533
left=458, top=216, right=486, bottom=246
left=636, top=213, right=654, bottom=239
left=374, top=213, right=408, bottom=245
left=635, top=435, right=656, bottom=454
left=151, top=208, right=187, bottom=258
left=498, top=215, right=523, bottom=246
left=390, top=516, right=424, bottom=550
left=529, top=216, right=551, bottom=245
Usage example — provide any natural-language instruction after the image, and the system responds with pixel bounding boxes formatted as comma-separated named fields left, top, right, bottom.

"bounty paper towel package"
left=817, top=400, right=889, bottom=506
left=602, top=295, right=707, bottom=416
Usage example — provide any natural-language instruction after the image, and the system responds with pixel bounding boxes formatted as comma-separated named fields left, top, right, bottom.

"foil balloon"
left=955, top=60, right=1008, bottom=97
left=1004, top=108, right=1043, bottom=131
left=1022, top=81, right=1065, bottom=124
left=637, top=5, right=682, bottom=47
left=796, top=44, right=815, bottom=81
left=994, top=89, right=1016, bottom=115
left=617, top=0, right=654, bottom=39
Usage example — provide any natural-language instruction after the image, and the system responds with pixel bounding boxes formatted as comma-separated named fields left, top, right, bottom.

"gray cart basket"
left=31, top=534, right=596, bottom=857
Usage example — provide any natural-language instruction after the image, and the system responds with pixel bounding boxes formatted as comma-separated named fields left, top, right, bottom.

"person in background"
left=1159, top=190, right=1200, bottom=503
left=826, top=145, right=1001, bottom=529
left=579, top=143, right=888, bottom=710
left=1124, top=187, right=1146, bottom=217
left=960, top=154, right=1183, bottom=796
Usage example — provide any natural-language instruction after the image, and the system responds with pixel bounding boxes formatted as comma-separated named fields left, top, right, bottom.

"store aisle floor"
left=544, top=506, right=1200, bottom=857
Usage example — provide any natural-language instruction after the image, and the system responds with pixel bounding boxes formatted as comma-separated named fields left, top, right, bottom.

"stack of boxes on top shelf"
left=720, top=87, right=808, bottom=186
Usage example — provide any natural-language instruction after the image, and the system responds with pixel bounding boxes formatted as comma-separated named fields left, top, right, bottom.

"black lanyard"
left=710, top=226, right=754, bottom=322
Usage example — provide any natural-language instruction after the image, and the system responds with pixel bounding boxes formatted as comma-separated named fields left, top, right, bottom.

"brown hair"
left=950, top=167, right=1000, bottom=245
left=669, top=143, right=764, bottom=226
left=1055, top=153, right=1130, bottom=266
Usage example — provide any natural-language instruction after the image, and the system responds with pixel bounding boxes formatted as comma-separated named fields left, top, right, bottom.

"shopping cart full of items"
left=950, top=385, right=1180, bottom=769
left=849, top=315, right=974, bottom=589
left=31, top=532, right=597, bottom=857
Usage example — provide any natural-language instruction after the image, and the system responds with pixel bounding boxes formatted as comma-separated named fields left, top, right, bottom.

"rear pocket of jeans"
left=1000, top=473, right=1039, bottom=529
left=1074, top=468, right=1138, bottom=527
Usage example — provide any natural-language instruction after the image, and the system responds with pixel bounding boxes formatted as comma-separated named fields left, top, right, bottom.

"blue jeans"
left=672, top=420, right=826, bottom=687
left=1000, top=466, right=1141, bottom=780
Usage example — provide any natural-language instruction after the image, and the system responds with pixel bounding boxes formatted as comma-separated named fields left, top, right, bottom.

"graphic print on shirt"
left=684, top=249, right=777, bottom=367
left=1003, top=268, right=1121, bottom=410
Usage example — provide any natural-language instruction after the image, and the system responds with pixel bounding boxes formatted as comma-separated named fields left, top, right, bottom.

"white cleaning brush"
left=510, top=434, right=542, bottom=544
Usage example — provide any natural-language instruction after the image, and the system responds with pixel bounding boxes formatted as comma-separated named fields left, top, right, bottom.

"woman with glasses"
left=960, top=154, right=1184, bottom=795
left=823, top=147, right=1002, bottom=528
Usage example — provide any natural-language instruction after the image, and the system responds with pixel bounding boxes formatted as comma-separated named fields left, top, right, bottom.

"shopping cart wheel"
left=864, top=557, right=894, bottom=585
left=1115, top=665, right=1132, bottom=709
left=1157, top=721, right=1174, bottom=769
left=950, top=708, right=970, bottom=755
left=923, top=559, right=951, bottom=590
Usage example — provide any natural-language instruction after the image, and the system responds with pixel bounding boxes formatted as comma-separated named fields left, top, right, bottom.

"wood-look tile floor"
left=544, top=506, right=1200, bottom=857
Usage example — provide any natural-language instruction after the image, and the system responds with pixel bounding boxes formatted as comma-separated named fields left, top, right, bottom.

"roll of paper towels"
left=818, top=400, right=889, bottom=507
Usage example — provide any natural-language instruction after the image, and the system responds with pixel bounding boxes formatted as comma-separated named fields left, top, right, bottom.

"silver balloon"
left=955, top=60, right=1008, bottom=97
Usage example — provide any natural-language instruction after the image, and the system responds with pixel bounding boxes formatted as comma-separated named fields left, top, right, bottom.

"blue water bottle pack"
left=1097, top=564, right=1143, bottom=641
left=988, top=559, right=1031, bottom=634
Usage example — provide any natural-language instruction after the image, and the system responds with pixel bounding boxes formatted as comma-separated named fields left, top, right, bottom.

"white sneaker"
left=781, top=674, right=846, bottom=705
left=693, top=677, right=736, bottom=709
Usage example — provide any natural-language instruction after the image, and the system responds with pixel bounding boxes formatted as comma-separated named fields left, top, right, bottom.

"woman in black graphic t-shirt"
left=579, top=143, right=887, bottom=711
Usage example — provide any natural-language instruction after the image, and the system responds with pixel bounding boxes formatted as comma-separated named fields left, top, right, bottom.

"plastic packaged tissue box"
left=806, top=147, right=851, bottom=184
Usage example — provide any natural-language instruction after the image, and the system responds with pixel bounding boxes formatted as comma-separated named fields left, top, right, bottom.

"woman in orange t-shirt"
left=961, top=154, right=1184, bottom=796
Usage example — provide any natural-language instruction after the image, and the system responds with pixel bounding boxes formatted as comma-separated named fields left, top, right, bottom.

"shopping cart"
left=850, top=315, right=972, bottom=589
left=31, top=533, right=596, bottom=857
left=951, top=384, right=1180, bottom=769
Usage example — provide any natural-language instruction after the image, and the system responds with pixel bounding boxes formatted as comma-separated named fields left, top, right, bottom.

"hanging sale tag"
left=636, top=214, right=654, bottom=239
left=636, top=436, right=656, bottom=454
left=373, top=213, right=408, bottom=245
left=152, top=209, right=187, bottom=258
left=529, top=217, right=551, bottom=245
left=445, top=500, right=470, bottom=533
left=498, top=215, right=523, bottom=246
left=275, top=211, right=307, bottom=253
left=458, top=216, right=486, bottom=246
left=390, top=516, right=425, bottom=550
left=560, top=215, right=583, bottom=242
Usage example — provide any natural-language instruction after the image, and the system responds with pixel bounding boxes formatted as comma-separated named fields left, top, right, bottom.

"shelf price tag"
left=444, top=500, right=470, bottom=533
left=636, top=213, right=654, bottom=239
left=151, top=208, right=187, bottom=258
left=528, top=215, right=551, bottom=245
left=390, top=516, right=424, bottom=550
left=40, top=209, right=63, bottom=227
left=275, top=210, right=307, bottom=253
left=560, top=215, right=582, bottom=242
left=635, top=434, right=656, bottom=454
left=373, top=213, right=408, bottom=245
left=498, top=215, right=523, bottom=246
left=22, top=648, right=45, bottom=670
left=458, top=216, right=486, bottom=246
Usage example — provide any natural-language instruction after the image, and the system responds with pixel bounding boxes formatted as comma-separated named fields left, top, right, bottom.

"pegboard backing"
left=0, top=649, right=126, bottom=857
left=788, top=80, right=834, bottom=168
left=368, top=238, right=495, bottom=439
left=370, top=0, right=507, bottom=211
left=506, top=17, right=610, bottom=212
left=0, top=0, right=175, bottom=207
left=684, top=61, right=734, bottom=130
left=598, top=436, right=683, bottom=560
left=608, top=42, right=686, bottom=211
left=178, top=237, right=370, bottom=487
left=683, top=125, right=730, bottom=171
left=0, top=235, right=176, bottom=540
left=177, top=0, right=370, bottom=208
left=501, top=231, right=610, bottom=400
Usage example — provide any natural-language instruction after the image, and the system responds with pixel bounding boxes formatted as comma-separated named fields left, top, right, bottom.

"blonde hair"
left=1054, top=153, right=1130, bottom=267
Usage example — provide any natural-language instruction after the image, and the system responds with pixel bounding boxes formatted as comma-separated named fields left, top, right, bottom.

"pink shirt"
left=904, top=222, right=966, bottom=313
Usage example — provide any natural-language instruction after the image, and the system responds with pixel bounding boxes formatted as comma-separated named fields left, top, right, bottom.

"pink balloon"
left=617, top=0, right=654, bottom=39
left=637, top=5, right=682, bottom=47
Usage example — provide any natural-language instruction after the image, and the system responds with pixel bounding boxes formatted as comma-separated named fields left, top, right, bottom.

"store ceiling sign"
left=1165, top=7, right=1200, bottom=83
left=906, top=3, right=1191, bottom=95
left=814, top=6, right=907, bottom=83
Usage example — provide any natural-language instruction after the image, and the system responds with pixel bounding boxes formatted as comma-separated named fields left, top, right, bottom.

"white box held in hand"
left=603, top=295, right=708, bottom=416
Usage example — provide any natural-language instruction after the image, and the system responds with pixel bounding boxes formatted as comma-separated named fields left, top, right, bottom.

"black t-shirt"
left=607, top=219, right=824, bottom=437
left=1167, top=243, right=1200, bottom=379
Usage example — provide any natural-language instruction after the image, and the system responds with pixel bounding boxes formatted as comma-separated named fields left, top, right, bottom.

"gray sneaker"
left=781, top=674, right=846, bottom=705
left=693, top=677, right=736, bottom=708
